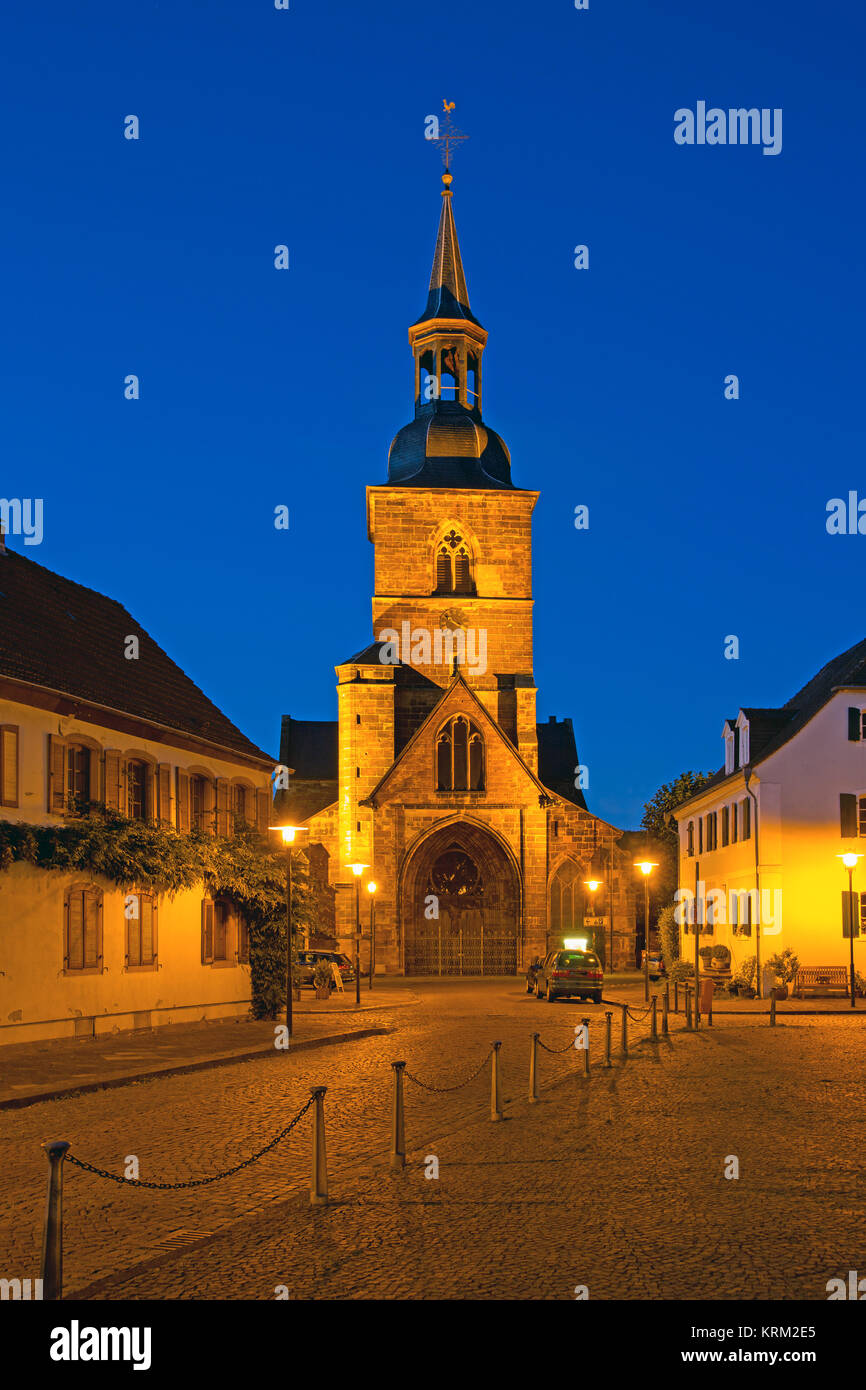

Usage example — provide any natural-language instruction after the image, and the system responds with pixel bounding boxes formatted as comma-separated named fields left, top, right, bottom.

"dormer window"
left=740, top=725, right=749, bottom=764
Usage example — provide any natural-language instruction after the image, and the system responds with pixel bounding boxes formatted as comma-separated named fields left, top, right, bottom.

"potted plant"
left=313, top=960, right=333, bottom=1001
left=735, top=955, right=757, bottom=998
left=711, top=944, right=731, bottom=975
left=764, top=948, right=799, bottom=1001
left=699, top=946, right=714, bottom=971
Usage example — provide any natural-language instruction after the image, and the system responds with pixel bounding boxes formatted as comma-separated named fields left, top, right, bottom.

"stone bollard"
left=662, top=987, right=669, bottom=1036
left=490, top=1041, right=503, bottom=1122
left=620, top=1004, right=628, bottom=1056
left=770, top=992, right=776, bottom=1027
left=40, top=1140, right=70, bottom=1302
left=529, top=1033, right=539, bottom=1104
left=604, top=1011, right=613, bottom=1068
left=390, top=1062, right=406, bottom=1170
left=581, top=1018, right=591, bottom=1077
left=310, top=1087, right=328, bottom=1206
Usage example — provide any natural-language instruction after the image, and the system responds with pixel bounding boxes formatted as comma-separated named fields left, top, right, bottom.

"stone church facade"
left=281, top=172, right=636, bottom=975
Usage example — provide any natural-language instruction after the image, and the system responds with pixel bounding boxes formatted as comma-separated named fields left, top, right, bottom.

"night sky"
left=3, top=0, right=864, bottom=827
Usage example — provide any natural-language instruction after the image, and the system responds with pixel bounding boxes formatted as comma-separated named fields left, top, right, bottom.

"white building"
left=673, top=638, right=866, bottom=992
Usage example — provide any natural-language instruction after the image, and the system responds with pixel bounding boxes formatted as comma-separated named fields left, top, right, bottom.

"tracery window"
left=436, top=716, right=485, bottom=791
left=434, top=529, right=474, bottom=595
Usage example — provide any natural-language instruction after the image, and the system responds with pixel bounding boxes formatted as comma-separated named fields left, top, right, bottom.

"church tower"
left=367, top=169, right=539, bottom=770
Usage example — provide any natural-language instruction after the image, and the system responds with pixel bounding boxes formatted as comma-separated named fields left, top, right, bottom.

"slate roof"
left=411, top=186, right=482, bottom=329
left=537, top=716, right=587, bottom=811
left=0, top=544, right=273, bottom=763
left=279, top=717, right=338, bottom=780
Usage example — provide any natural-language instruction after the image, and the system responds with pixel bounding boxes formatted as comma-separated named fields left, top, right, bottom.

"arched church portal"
left=400, top=821, right=521, bottom=976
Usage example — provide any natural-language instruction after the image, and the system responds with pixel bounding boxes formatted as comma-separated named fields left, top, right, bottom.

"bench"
left=794, top=966, right=850, bottom=998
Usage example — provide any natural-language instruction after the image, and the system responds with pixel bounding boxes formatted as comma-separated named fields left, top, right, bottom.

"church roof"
left=537, top=716, right=587, bottom=811
left=411, top=183, right=482, bottom=328
left=279, top=716, right=338, bottom=780
left=387, top=403, right=513, bottom=489
left=0, top=541, right=273, bottom=764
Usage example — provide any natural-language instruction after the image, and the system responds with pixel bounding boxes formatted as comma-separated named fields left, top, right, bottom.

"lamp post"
left=367, top=881, right=377, bottom=989
left=634, top=861, right=658, bottom=1002
left=348, top=863, right=369, bottom=1007
left=583, top=879, right=600, bottom=962
left=269, top=823, right=308, bottom=1040
left=838, top=852, right=863, bottom=1009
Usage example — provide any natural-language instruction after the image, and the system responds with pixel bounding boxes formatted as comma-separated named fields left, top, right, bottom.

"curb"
left=0, top=1026, right=390, bottom=1111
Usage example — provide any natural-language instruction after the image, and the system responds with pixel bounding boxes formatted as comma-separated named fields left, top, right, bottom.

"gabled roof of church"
left=280, top=716, right=338, bottom=780
left=537, top=716, right=587, bottom=812
left=0, top=541, right=273, bottom=763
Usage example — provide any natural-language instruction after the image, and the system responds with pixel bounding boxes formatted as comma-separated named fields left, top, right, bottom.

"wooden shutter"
left=0, top=726, right=19, bottom=806
left=84, top=889, right=100, bottom=968
left=104, top=750, right=123, bottom=812
left=840, top=793, right=858, bottom=838
left=216, top=778, right=230, bottom=837
left=201, top=900, right=214, bottom=963
left=842, top=891, right=860, bottom=938
left=158, top=764, right=172, bottom=825
left=141, top=895, right=155, bottom=964
left=176, top=770, right=190, bottom=832
left=48, top=735, right=67, bottom=813
left=849, top=708, right=862, bottom=741
left=65, top=890, right=81, bottom=970
left=256, top=787, right=271, bottom=833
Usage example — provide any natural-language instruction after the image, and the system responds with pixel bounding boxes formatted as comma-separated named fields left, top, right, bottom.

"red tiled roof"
left=0, top=546, right=273, bottom=763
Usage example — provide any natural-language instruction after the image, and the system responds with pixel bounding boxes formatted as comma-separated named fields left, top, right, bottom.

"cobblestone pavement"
left=2, top=979, right=865, bottom=1301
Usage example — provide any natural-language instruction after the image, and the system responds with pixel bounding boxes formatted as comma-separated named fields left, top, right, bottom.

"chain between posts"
left=64, top=1094, right=316, bottom=1190
left=403, top=1047, right=494, bottom=1093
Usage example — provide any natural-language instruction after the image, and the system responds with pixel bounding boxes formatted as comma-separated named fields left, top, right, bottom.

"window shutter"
left=842, top=891, right=860, bottom=938
left=201, top=900, right=214, bottom=963
left=158, top=764, right=172, bottom=825
left=216, top=778, right=230, bottom=837
left=104, top=750, right=123, bottom=812
left=0, top=726, right=19, bottom=807
left=48, top=735, right=67, bottom=813
left=141, top=896, right=154, bottom=963
left=84, top=888, right=100, bottom=968
left=840, top=793, right=858, bottom=838
left=63, top=891, right=72, bottom=970
left=256, top=787, right=271, bottom=833
left=849, top=708, right=862, bottom=741
left=176, top=770, right=190, bottom=832
left=125, top=896, right=134, bottom=967
left=436, top=549, right=451, bottom=592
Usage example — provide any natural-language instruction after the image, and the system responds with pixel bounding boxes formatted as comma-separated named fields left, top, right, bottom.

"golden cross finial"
left=433, top=101, right=468, bottom=175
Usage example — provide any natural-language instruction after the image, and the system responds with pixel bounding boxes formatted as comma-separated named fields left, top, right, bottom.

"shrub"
left=735, top=955, right=757, bottom=988
left=712, top=944, right=730, bottom=965
left=699, top=946, right=714, bottom=966
left=656, top=903, right=679, bottom=973
left=313, top=961, right=333, bottom=990
left=668, top=960, right=695, bottom=985
left=765, top=948, right=799, bottom=987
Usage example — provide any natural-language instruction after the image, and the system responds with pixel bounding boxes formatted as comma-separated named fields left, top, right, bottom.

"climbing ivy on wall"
left=0, top=811, right=319, bottom=1020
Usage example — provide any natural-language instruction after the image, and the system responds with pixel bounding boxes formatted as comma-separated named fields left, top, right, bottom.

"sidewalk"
left=602, top=970, right=865, bottom=1014
left=0, top=999, right=414, bottom=1110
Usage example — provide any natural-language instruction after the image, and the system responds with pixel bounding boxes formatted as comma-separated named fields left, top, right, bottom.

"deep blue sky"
left=2, top=0, right=864, bottom=827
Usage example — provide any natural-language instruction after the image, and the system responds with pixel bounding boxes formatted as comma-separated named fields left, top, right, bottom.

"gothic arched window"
left=436, top=716, right=485, bottom=792
left=550, top=860, right=581, bottom=936
left=434, top=530, right=474, bottom=596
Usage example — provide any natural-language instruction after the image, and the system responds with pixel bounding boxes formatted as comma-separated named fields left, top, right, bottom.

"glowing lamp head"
left=839, top=852, right=863, bottom=871
left=367, top=881, right=377, bottom=895
left=584, top=879, right=601, bottom=893
left=349, top=862, right=369, bottom=878
left=269, top=824, right=306, bottom=846
left=635, top=860, right=658, bottom=877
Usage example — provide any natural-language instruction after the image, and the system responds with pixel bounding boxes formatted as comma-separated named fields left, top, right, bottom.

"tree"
left=640, top=770, right=716, bottom=907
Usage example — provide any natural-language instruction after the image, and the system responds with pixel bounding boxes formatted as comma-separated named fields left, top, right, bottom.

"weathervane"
left=433, top=100, right=468, bottom=174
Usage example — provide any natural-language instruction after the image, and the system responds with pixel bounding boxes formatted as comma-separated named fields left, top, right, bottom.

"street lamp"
left=269, top=823, right=308, bottom=1040
left=838, top=852, right=863, bottom=1009
left=367, top=881, right=377, bottom=989
left=583, top=878, right=600, bottom=961
left=348, top=863, right=369, bottom=1006
left=634, top=860, right=658, bottom=1002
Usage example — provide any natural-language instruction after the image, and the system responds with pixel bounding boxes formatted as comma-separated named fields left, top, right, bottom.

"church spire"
left=415, top=172, right=480, bottom=326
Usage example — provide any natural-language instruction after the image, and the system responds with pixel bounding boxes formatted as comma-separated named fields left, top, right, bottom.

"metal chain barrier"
left=403, top=1046, right=493, bottom=1093
left=536, top=1034, right=578, bottom=1054
left=65, top=1093, right=316, bottom=1190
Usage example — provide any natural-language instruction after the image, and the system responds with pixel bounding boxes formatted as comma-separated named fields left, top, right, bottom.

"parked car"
left=525, top=956, right=545, bottom=993
left=296, top=951, right=354, bottom=989
left=534, top=949, right=604, bottom=1003
left=641, top=948, right=665, bottom=981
